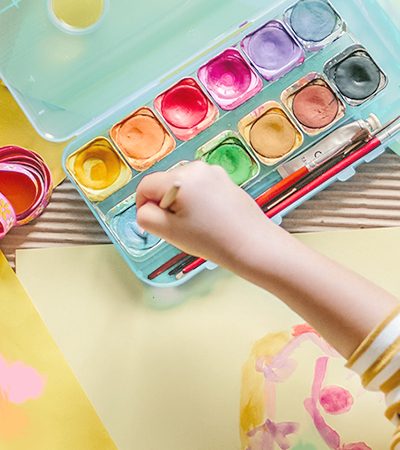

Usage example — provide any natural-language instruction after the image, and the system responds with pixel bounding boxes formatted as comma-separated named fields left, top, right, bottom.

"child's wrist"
left=220, top=218, right=286, bottom=277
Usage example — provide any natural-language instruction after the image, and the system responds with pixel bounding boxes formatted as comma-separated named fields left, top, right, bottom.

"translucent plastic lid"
left=0, top=0, right=275, bottom=142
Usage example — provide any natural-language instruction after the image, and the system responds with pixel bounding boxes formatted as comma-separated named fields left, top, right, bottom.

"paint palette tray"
left=63, top=0, right=400, bottom=287
left=1, top=0, right=400, bottom=287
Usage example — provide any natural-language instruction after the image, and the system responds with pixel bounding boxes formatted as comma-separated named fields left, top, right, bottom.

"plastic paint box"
left=1, top=0, right=400, bottom=287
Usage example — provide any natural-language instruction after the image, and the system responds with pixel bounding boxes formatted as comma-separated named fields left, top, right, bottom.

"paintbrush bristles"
left=159, top=182, right=181, bottom=210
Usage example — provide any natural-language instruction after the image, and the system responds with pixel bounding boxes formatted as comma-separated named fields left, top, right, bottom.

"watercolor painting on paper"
left=241, top=324, right=378, bottom=450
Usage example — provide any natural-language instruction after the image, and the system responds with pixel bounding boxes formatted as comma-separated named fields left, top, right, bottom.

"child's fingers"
left=136, top=201, right=173, bottom=238
left=136, top=172, right=174, bottom=209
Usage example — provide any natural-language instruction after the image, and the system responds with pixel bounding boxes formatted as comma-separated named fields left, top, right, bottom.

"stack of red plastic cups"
left=0, top=146, right=53, bottom=239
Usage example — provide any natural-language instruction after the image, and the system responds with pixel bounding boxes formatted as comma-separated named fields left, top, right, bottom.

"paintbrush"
left=147, top=251, right=187, bottom=280
left=264, top=114, right=400, bottom=217
left=256, top=127, right=371, bottom=208
left=168, top=255, right=198, bottom=276
left=137, top=181, right=182, bottom=244
left=145, top=182, right=183, bottom=280
left=262, top=130, right=371, bottom=211
left=175, top=257, right=206, bottom=280
left=159, top=181, right=181, bottom=210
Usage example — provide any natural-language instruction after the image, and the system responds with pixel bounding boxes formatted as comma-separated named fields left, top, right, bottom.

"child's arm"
left=136, top=162, right=400, bottom=448
left=136, top=162, right=397, bottom=358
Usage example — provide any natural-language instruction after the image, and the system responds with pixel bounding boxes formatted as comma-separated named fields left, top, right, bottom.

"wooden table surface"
left=2, top=151, right=400, bottom=269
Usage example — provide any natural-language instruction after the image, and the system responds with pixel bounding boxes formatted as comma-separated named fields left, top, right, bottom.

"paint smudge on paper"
left=0, top=354, right=46, bottom=439
left=0, top=396, right=29, bottom=440
left=0, top=355, right=46, bottom=404
left=248, top=419, right=299, bottom=450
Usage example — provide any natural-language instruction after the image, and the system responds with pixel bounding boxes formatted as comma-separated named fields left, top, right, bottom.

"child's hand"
left=136, top=161, right=276, bottom=266
left=137, top=161, right=399, bottom=365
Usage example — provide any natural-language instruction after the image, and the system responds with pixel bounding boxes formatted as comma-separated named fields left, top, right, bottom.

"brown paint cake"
left=238, top=101, right=303, bottom=166
left=250, top=111, right=297, bottom=158
left=282, top=74, right=346, bottom=136
left=292, top=83, right=339, bottom=129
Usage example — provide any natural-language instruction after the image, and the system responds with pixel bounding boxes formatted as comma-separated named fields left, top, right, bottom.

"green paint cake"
left=204, top=139, right=254, bottom=185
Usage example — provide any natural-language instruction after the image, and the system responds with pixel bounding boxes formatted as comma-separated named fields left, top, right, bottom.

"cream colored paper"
left=16, top=227, right=400, bottom=449
left=0, top=251, right=116, bottom=450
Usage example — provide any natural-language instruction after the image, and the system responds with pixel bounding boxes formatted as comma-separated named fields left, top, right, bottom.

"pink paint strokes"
left=258, top=353, right=298, bottom=384
left=248, top=419, right=300, bottom=450
left=304, top=356, right=370, bottom=450
left=258, top=330, right=338, bottom=385
left=292, top=323, right=320, bottom=337
left=0, top=354, right=46, bottom=439
left=319, top=385, right=354, bottom=415
left=341, top=444, right=373, bottom=450
left=304, top=357, right=342, bottom=449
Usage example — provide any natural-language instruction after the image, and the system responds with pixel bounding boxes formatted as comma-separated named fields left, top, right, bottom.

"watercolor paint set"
left=1, top=0, right=399, bottom=287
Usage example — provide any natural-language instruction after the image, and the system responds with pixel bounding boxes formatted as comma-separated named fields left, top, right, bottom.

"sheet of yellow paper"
left=0, top=251, right=116, bottom=450
left=16, top=227, right=400, bottom=449
left=0, top=81, right=67, bottom=186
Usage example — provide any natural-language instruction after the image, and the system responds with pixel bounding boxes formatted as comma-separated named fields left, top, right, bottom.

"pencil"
left=159, top=182, right=181, bottom=210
